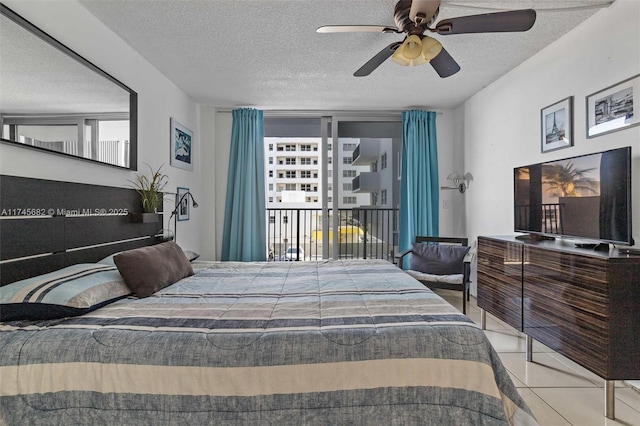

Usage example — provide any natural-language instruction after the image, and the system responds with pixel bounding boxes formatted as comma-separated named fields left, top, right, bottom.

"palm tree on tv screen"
left=542, top=162, right=597, bottom=197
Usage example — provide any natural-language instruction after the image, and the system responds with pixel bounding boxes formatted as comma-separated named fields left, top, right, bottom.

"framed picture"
left=170, top=118, right=194, bottom=171
left=176, top=187, right=190, bottom=221
left=586, top=74, right=640, bottom=138
left=541, top=96, right=573, bottom=153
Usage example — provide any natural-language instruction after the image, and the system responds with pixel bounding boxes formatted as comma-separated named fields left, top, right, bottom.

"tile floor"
left=434, top=289, right=640, bottom=426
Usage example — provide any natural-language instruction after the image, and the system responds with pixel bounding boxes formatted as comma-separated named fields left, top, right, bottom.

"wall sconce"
left=167, top=191, right=198, bottom=242
left=441, top=172, right=473, bottom=193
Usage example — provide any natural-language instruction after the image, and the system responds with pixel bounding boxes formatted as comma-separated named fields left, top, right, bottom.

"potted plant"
left=128, top=163, right=168, bottom=222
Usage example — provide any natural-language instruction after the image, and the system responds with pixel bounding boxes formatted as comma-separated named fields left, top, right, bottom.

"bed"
left=0, top=258, right=537, bottom=425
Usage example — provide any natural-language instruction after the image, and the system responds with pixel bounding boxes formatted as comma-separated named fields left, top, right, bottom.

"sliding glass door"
left=263, top=114, right=401, bottom=261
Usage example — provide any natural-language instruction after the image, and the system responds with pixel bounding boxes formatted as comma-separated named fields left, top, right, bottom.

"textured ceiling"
left=9, top=0, right=616, bottom=113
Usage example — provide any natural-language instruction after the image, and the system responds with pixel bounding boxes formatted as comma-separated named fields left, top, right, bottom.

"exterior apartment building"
left=264, top=137, right=370, bottom=208
left=263, top=119, right=402, bottom=260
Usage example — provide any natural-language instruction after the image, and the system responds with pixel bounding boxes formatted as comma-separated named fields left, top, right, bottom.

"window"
left=313, top=172, right=318, bottom=178
left=268, top=183, right=273, bottom=190
left=313, top=159, right=318, bottom=165
left=328, top=170, right=332, bottom=178
left=381, top=189, right=387, bottom=205
left=277, top=145, right=284, bottom=151
left=269, top=170, right=273, bottom=177
left=300, top=157, right=311, bottom=165
left=328, top=157, right=332, bottom=164
left=269, top=197, right=274, bottom=203
left=343, top=156, right=352, bottom=165
left=343, top=196, right=357, bottom=204
left=285, top=157, right=296, bottom=165
left=283, top=216, right=289, bottom=224
left=343, top=183, right=352, bottom=191
left=371, top=192, right=378, bottom=206
left=268, top=144, right=273, bottom=151
left=371, top=161, right=378, bottom=172
left=278, top=172, right=284, bottom=178
left=285, top=171, right=296, bottom=179
left=285, top=183, right=296, bottom=190
left=328, top=197, right=332, bottom=203
left=327, top=144, right=332, bottom=151
left=300, top=170, right=311, bottom=178
left=300, top=144, right=311, bottom=151
left=269, top=216, right=275, bottom=223
left=381, top=152, right=387, bottom=170
left=343, top=143, right=356, bottom=151
left=301, top=184, right=311, bottom=191
left=269, top=157, right=273, bottom=164
left=327, top=184, right=332, bottom=191
left=343, top=170, right=356, bottom=178
left=313, top=186, right=318, bottom=192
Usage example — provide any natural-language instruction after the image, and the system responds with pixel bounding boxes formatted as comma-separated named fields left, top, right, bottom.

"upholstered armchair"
left=396, top=236, right=473, bottom=314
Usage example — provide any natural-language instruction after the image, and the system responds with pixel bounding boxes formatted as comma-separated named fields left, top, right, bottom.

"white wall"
left=437, top=109, right=466, bottom=237
left=463, top=0, right=640, bottom=295
left=0, top=0, right=203, bottom=254
left=205, top=110, right=461, bottom=260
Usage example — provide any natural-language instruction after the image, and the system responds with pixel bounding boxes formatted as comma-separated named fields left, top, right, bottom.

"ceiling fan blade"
left=354, top=42, right=402, bottom=77
left=409, top=0, right=441, bottom=25
left=430, top=48, right=460, bottom=78
left=316, top=25, right=399, bottom=34
left=434, top=9, right=536, bottom=35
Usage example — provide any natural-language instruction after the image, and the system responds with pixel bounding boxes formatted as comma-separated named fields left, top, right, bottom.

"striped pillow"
left=0, top=264, right=131, bottom=321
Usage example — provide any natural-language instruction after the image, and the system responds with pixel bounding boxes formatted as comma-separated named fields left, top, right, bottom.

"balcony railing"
left=514, top=203, right=562, bottom=234
left=266, top=207, right=398, bottom=262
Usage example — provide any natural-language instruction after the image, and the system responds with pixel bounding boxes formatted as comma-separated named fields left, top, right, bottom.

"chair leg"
left=462, top=288, right=466, bottom=315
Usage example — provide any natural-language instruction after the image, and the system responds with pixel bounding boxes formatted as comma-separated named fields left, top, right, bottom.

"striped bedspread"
left=0, top=259, right=536, bottom=425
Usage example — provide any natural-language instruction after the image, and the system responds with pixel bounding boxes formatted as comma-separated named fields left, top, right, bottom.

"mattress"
left=0, top=259, right=536, bottom=425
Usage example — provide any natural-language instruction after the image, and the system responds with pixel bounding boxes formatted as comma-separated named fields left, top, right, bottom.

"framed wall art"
left=586, top=74, right=640, bottom=138
left=176, top=187, right=190, bottom=221
left=170, top=118, right=194, bottom=170
left=541, top=96, right=573, bottom=153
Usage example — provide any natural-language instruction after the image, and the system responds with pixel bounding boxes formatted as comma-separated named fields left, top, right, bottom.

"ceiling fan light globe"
left=409, top=55, right=428, bottom=67
left=401, top=34, right=423, bottom=59
left=391, top=48, right=410, bottom=66
left=421, top=36, right=443, bottom=61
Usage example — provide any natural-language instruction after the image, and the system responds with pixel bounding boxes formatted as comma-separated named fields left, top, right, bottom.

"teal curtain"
left=221, top=108, right=266, bottom=261
left=399, top=110, right=439, bottom=255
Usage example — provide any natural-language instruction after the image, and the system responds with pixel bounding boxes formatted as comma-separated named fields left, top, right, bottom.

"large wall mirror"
left=0, top=3, right=137, bottom=170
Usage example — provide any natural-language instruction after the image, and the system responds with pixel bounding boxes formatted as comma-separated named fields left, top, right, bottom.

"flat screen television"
left=514, top=146, right=633, bottom=247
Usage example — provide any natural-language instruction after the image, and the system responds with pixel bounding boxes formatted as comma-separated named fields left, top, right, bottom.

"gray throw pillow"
left=409, top=243, right=470, bottom=275
left=114, top=241, right=193, bottom=298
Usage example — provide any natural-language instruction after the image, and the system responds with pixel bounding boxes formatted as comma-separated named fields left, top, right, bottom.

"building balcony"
left=352, top=172, right=380, bottom=193
left=352, top=142, right=379, bottom=166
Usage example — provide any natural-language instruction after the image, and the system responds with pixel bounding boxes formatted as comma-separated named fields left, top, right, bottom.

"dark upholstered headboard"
left=0, top=175, right=163, bottom=285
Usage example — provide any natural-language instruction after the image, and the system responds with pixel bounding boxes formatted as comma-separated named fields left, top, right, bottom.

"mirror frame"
left=0, top=3, right=138, bottom=170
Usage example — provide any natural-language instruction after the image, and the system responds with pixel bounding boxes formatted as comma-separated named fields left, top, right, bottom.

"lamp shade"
left=391, top=45, right=409, bottom=66
left=446, top=172, right=463, bottom=183
left=402, top=35, right=422, bottom=59
left=391, top=35, right=442, bottom=67
left=421, top=36, right=443, bottom=61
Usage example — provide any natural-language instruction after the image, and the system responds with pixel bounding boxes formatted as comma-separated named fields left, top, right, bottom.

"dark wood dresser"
left=477, top=235, right=640, bottom=419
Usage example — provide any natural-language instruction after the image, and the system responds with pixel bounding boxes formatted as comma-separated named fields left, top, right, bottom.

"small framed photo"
left=176, top=187, right=190, bottom=221
left=541, top=96, right=573, bottom=153
left=170, top=118, right=193, bottom=171
left=586, top=74, right=640, bottom=138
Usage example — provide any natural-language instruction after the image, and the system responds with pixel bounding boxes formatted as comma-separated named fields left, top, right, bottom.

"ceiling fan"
left=317, top=0, right=537, bottom=78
